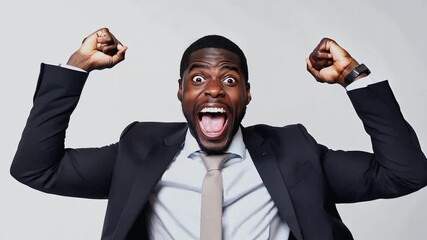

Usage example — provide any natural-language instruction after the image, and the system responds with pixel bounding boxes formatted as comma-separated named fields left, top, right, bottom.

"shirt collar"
left=182, top=127, right=246, bottom=160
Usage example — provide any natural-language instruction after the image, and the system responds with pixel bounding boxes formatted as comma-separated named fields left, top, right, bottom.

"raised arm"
left=305, top=38, right=427, bottom=202
left=11, top=28, right=128, bottom=199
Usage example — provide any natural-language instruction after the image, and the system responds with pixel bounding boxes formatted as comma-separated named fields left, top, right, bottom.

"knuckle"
left=322, top=37, right=332, bottom=42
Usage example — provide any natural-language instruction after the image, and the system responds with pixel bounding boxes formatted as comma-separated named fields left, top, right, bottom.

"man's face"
left=178, top=48, right=251, bottom=153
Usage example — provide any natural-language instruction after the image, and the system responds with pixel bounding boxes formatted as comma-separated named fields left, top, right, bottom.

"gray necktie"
left=199, top=152, right=231, bottom=240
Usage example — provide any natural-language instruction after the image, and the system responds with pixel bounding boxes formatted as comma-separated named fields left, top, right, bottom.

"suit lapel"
left=243, top=127, right=303, bottom=240
left=112, top=126, right=187, bottom=239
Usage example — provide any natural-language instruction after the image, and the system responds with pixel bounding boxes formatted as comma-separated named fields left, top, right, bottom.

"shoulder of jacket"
left=120, top=121, right=187, bottom=139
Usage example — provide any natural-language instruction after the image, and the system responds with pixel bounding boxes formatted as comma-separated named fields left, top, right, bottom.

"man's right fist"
left=67, top=28, right=127, bottom=72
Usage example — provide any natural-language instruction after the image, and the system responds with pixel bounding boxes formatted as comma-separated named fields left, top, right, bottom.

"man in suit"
left=11, top=28, right=427, bottom=239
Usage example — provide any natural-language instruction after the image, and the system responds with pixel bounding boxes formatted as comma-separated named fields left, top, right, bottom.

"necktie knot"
left=199, top=152, right=231, bottom=172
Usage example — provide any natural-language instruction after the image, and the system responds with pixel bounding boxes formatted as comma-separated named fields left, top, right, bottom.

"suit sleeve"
left=11, top=64, right=119, bottom=199
left=305, top=81, right=427, bottom=203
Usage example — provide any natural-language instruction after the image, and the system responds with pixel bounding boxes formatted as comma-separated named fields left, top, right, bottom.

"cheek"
left=181, top=89, right=202, bottom=112
left=182, top=91, right=199, bottom=104
left=229, top=88, right=248, bottom=106
left=182, top=83, right=204, bottom=98
left=229, top=97, right=247, bottom=117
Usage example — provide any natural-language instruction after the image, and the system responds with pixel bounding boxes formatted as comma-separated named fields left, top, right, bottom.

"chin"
left=186, top=121, right=232, bottom=154
left=198, top=139, right=231, bottom=155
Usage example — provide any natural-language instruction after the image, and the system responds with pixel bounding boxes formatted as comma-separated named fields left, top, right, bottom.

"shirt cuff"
left=345, top=76, right=381, bottom=91
left=58, top=63, right=87, bottom=73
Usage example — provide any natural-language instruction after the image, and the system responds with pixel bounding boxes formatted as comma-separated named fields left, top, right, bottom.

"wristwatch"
left=344, top=64, right=371, bottom=85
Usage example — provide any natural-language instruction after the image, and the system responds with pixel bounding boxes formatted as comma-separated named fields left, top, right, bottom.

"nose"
left=204, top=80, right=224, bottom=98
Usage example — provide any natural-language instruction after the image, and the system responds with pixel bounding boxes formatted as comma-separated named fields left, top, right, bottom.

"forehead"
left=188, top=48, right=242, bottom=68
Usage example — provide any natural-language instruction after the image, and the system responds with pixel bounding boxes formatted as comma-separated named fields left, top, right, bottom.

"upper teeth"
left=200, top=107, right=226, bottom=113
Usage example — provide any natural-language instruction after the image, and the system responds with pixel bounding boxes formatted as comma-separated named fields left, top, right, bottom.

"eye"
left=192, top=75, right=206, bottom=84
left=222, top=77, right=237, bottom=86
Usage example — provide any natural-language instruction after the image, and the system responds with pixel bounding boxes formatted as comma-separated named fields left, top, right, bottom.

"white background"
left=1, top=0, right=427, bottom=239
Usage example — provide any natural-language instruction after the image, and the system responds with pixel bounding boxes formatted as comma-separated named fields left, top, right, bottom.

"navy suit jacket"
left=11, top=64, right=427, bottom=239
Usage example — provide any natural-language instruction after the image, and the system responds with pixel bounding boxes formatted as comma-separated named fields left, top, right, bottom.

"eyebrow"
left=189, top=63, right=209, bottom=72
left=220, top=65, right=239, bottom=73
left=188, top=63, right=240, bottom=73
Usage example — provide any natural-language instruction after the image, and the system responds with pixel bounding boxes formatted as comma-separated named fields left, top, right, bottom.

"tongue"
left=201, top=114, right=225, bottom=133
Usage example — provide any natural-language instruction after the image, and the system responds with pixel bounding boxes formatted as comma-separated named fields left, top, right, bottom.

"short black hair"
left=179, top=35, right=249, bottom=82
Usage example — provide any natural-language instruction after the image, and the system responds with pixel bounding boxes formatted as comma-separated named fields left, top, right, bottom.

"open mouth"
left=197, top=107, right=228, bottom=139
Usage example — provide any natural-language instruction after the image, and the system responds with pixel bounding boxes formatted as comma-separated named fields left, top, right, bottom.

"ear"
left=177, top=79, right=183, bottom=102
left=245, top=82, right=252, bottom=105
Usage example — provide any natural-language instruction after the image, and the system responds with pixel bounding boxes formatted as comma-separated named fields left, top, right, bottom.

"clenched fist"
left=306, top=38, right=364, bottom=87
left=67, top=28, right=128, bottom=72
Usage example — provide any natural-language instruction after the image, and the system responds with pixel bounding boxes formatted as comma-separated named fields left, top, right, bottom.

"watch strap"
left=344, top=64, right=371, bottom=85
